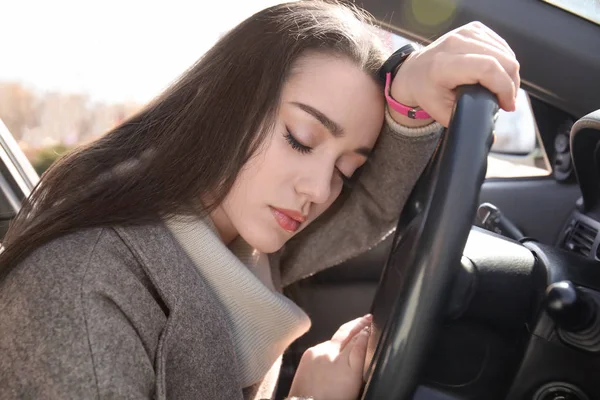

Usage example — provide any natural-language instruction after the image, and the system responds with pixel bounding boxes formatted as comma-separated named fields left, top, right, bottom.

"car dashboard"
left=505, top=110, right=600, bottom=400
left=558, top=111, right=600, bottom=260
left=415, top=110, right=600, bottom=400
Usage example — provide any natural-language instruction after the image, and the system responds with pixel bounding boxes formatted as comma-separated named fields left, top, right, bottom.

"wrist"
left=386, top=52, right=433, bottom=127
left=385, top=106, right=442, bottom=136
left=379, top=45, right=433, bottom=127
left=387, top=107, right=434, bottom=127
left=389, top=52, right=418, bottom=107
left=388, top=63, right=433, bottom=127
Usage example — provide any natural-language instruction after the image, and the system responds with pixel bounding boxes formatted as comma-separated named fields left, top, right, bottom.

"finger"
left=457, top=25, right=508, bottom=55
left=451, top=37, right=520, bottom=97
left=480, top=26, right=516, bottom=58
left=473, top=32, right=520, bottom=92
left=344, top=326, right=371, bottom=373
left=332, top=314, right=372, bottom=351
left=437, top=53, right=517, bottom=111
left=462, top=21, right=516, bottom=57
left=331, top=314, right=372, bottom=350
left=473, top=30, right=514, bottom=57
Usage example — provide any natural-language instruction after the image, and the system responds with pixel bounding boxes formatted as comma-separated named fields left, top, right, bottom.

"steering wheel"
left=361, top=85, right=499, bottom=400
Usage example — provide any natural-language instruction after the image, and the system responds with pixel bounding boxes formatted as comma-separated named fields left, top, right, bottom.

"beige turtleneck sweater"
left=166, top=216, right=311, bottom=391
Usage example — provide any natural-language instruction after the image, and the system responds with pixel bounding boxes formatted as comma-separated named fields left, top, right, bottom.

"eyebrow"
left=291, top=101, right=372, bottom=158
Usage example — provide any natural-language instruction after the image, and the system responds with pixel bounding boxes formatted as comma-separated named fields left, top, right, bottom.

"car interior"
left=278, top=0, right=600, bottom=399
left=0, top=0, right=599, bottom=399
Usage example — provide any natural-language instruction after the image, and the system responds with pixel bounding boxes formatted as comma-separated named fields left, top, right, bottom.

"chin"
left=238, top=225, right=288, bottom=254
left=247, top=235, right=286, bottom=254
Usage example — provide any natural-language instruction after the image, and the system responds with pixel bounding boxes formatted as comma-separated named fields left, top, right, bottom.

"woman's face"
left=214, top=53, right=385, bottom=252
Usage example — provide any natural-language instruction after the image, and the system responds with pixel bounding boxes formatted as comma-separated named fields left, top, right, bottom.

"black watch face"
left=377, top=43, right=416, bottom=83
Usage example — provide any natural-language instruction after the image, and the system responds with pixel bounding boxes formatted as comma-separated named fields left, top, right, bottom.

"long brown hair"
left=0, top=1, right=386, bottom=276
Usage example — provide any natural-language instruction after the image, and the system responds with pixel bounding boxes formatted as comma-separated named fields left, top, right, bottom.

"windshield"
left=542, top=0, right=600, bottom=25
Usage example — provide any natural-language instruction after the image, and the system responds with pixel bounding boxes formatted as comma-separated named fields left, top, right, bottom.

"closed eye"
left=284, top=129, right=312, bottom=154
left=285, top=127, right=357, bottom=189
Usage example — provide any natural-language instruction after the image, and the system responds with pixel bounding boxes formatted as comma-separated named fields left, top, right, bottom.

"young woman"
left=0, top=1, right=519, bottom=399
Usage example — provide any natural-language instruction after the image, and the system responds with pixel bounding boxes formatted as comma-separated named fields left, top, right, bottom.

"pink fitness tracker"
left=378, top=43, right=431, bottom=120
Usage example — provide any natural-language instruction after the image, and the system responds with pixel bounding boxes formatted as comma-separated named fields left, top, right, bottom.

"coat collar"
left=113, top=223, right=243, bottom=399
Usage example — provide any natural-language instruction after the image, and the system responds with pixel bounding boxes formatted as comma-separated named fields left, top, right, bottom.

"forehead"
left=281, top=53, right=385, bottom=147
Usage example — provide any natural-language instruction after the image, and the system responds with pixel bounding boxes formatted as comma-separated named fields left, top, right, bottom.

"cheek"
left=224, top=133, right=290, bottom=212
left=237, top=135, right=284, bottom=188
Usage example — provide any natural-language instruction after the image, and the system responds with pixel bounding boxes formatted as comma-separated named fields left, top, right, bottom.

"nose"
left=295, top=162, right=335, bottom=205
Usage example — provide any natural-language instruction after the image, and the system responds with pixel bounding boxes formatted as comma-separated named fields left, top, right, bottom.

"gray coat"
left=0, top=124, right=440, bottom=399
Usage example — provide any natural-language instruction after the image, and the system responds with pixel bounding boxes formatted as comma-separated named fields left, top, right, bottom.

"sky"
left=1, top=0, right=282, bottom=103
left=2, top=0, right=598, bottom=106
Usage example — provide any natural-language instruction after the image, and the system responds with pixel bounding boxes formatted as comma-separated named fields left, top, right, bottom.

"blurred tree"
left=31, top=144, right=71, bottom=176
left=0, top=82, right=38, bottom=141
left=0, top=81, right=141, bottom=162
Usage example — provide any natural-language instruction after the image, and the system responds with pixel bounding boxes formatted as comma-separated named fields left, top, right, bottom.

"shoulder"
left=1, top=228, right=109, bottom=299
left=1, top=227, right=142, bottom=299
left=0, top=226, right=168, bottom=325
left=0, top=226, right=169, bottom=316
left=0, top=226, right=169, bottom=397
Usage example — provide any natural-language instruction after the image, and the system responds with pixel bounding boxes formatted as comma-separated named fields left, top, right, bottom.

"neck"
left=209, top=207, right=238, bottom=245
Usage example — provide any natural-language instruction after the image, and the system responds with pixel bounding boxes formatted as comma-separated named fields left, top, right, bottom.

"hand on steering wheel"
left=391, top=21, right=519, bottom=128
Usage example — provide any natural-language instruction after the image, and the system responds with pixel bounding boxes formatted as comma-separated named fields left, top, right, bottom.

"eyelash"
left=284, top=129, right=354, bottom=188
left=284, top=130, right=312, bottom=154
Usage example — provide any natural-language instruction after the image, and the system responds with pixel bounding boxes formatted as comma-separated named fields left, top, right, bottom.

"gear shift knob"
left=545, top=281, right=596, bottom=332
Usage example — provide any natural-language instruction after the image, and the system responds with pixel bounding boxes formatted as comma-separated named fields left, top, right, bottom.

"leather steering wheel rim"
left=362, top=85, right=499, bottom=400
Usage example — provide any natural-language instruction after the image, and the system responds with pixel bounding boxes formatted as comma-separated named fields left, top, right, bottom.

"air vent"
left=562, top=220, right=598, bottom=258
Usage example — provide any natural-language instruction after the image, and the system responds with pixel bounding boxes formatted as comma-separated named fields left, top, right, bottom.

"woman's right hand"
left=288, top=314, right=372, bottom=400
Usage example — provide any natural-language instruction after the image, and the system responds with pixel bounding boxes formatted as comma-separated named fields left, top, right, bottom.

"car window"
left=0, top=18, right=550, bottom=180
left=542, top=0, right=600, bottom=25
left=377, top=30, right=551, bottom=179
left=487, top=88, right=551, bottom=178
left=0, top=0, right=276, bottom=175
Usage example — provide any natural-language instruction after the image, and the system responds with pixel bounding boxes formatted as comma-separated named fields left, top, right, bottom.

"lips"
left=270, top=207, right=307, bottom=233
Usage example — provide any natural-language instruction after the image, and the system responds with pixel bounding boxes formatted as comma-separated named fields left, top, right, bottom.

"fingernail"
left=364, top=314, right=373, bottom=321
